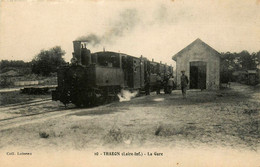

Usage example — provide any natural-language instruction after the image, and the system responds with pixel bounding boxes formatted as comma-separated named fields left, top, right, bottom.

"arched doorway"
left=190, top=61, right=207, bottom=89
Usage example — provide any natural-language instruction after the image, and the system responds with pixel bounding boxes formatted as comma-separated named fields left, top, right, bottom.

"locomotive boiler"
left=52, top=41, right=173, bottom=107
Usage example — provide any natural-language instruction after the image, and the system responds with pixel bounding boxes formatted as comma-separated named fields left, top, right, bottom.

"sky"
left=0, top=0, right=259, bottom=67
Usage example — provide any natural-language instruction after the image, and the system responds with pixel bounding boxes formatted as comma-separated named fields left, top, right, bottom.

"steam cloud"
left=117, top=89, right=138, bottom=102
left=76, top=9, right=140, bottom=47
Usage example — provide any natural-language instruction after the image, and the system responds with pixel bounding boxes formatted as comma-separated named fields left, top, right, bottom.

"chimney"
left=73, top=41, right=82, bottom=64
left=103, top=46, right=105, bottom=52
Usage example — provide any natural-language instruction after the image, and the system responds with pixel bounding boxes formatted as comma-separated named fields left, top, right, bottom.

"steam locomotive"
left=52, top=41, right=173, bottom=107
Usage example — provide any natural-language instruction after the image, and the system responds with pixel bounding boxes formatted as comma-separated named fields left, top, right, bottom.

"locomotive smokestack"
left=73, top=41, right=82, bottom=65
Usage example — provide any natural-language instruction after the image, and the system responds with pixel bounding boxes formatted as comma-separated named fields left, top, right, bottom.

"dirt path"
left=0, top=83, right=259, bottom=167
left=0, top=83, right=259, bottom=151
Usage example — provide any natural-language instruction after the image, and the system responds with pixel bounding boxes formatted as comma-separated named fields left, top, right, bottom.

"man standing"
left=156, top=73, right=162, bottom=94
left=167, top=75, right=174, bottom=94
left=181, top=70, right=189, bottom=98
left=145, top=73, right=150, bottom=95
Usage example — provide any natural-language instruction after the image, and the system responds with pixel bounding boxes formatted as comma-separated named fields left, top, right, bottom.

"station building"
left=172, top=38, right=220, bottom=90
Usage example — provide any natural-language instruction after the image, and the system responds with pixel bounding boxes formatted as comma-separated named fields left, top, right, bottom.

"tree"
left=251, top=51, right=260, bottom=69
left=237, top=50, right=258, bottom=70
left=220, top=50, right=260, bottom=83
left=0, top=60, right=31, bottom=74
left=220, top=52, right=239, bottom=82
left=31, top=46, right=66, bottom=76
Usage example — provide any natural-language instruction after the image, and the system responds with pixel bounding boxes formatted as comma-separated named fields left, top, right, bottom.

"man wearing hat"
left=181, top=70, right=189, bottom=98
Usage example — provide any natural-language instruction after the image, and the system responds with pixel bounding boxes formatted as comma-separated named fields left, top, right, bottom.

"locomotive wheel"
left=114, top=94, right=120, bottom=101
left=145, top=86, right=151, bottom=95
left=60, top=91, right=71, bottom=106
left=75, top=101, right=83, bottom=108
left=72, top=89, right=86, bottom=108
left=147, top=87, right=151, bottom=95
left=96, top=96, right=106, bottom=105
left=72, top=87, right=121, bottom=107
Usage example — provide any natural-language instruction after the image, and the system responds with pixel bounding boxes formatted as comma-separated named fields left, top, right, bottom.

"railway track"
left=0, top=105, right=109, bottom=131
left=0, top=108, right=69, bottom=131
left=0, top=96, right=117, bottom=131
left=0, top=98, right=65, bottom=130
left=0, top=98, right=52, bottom=111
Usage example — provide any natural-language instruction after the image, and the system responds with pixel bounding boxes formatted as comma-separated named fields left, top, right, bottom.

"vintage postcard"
left=0, top=0, right=259, bottom=167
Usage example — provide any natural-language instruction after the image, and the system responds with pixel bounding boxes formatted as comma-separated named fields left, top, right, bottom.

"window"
left=97, top=53, right=120, bottom=68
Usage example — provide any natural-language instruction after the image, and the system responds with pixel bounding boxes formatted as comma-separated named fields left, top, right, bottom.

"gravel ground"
left=0, top=82, right=259, bottom=167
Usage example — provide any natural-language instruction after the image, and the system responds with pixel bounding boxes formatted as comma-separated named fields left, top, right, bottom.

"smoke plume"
left=76, top=34, right=101, bottom=46
left=76, top=9, right=140, bottom=47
